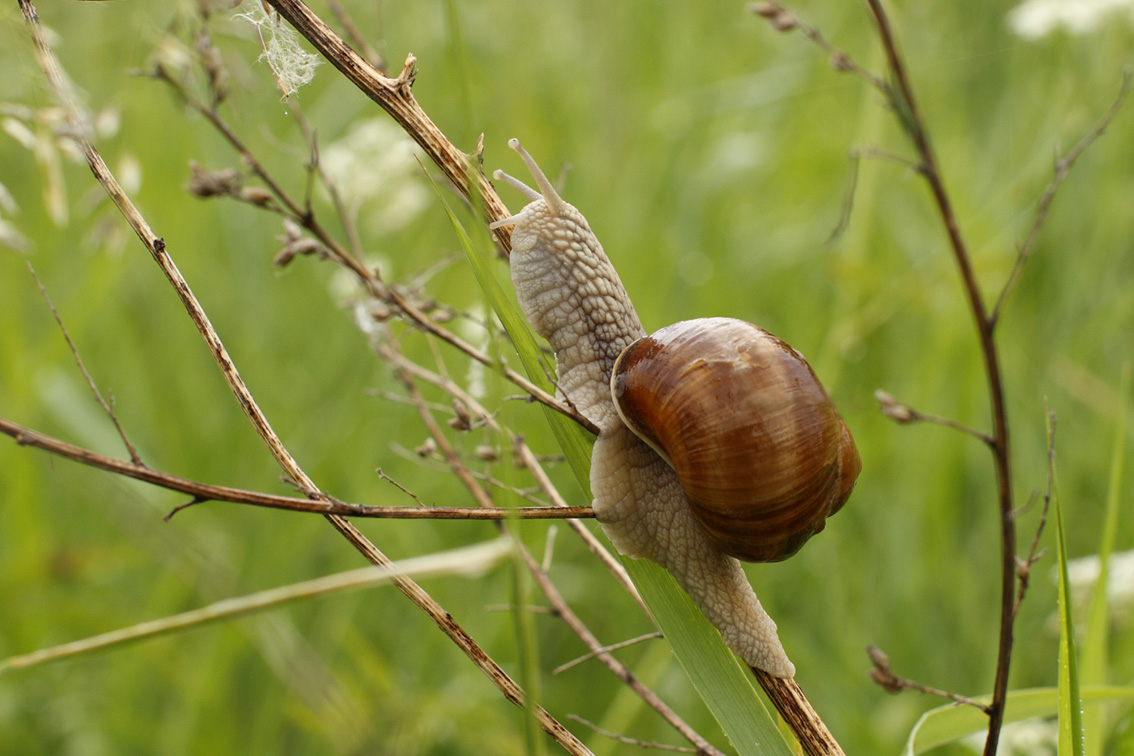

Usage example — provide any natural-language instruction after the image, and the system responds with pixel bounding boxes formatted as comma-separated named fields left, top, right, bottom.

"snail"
left=490, top=138, right=860, bottom=678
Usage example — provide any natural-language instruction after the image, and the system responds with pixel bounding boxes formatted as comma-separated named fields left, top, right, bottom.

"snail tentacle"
left=493, top=139, right=860, bottom=678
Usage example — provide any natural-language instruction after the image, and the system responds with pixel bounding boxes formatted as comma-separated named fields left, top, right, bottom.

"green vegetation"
left=1, top=1, right=1132, bottom=753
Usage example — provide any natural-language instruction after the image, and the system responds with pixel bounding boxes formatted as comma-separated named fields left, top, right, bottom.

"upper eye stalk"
left=491, top=138, right=861, bottom=678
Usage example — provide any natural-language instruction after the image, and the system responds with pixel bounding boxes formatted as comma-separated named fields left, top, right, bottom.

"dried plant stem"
left=155, top=65, right=597, bottom=434
left=991, top=70, right=1132, bottom=327
left=17, top=4, right=590, bottom=753
left=261, top=0, right=512, bottom=239
left=26, top=262, right=142, bottom=465
left=0, top=417, right=597, bottom=520
left=860, top=2, right=1014, bottom=752
left=517, top=538, right=725, bottom=756
left=875, top=390, right=993, bottom=446
left=568, top=716, right=700, bottom=753
left=385, top=336, right=724, bottom=756
left=866, top=645, right=990, bottom=710
left=553, top=632, right=663, bottom=675
left=751, top=669, right=844, bottom=756
left=0, top=538, right=513, bottom=675
left=373, top=335, right=641, bottom=607
left=1014, top=403, right=1059, bottom=618
left=247, top=0, right=845, bottom=750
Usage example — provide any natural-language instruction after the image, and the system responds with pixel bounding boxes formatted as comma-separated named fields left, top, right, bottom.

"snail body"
left=491, top=139, right=860, bottom=678
left=491, top=140, right=644, bottom=430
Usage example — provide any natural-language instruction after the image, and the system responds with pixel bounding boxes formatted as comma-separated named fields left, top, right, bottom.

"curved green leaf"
left=435, top=182, right=792, bottom=755
left=902, top=686, right=1134, bottom=755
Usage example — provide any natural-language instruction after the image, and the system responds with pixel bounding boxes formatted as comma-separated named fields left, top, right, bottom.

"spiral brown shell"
left=610, top=317, right=861, bottom=563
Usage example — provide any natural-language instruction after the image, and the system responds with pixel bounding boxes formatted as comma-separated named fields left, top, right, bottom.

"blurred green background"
left=1, top=0, right=1132, bottom=754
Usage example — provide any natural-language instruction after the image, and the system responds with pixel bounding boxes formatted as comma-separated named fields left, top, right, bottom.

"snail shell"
left=610, top=317, right=861, bottom=563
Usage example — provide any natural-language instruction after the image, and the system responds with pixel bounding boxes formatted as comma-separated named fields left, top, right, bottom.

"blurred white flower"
left=116, top=153, right=143, bottom=196
left=93, top=106, right=120, bottom=140
left=963, top=718, right=1057, bottom=755
left=0, top=216, right=30, bottom=252
left=0, top=181, right=17, bottom=216
left=1008, top=0, right=1134, bottom=38
left=1061, top=548, right=1134, bottom=625
left=2, top=115, right=37, bottom=150
left=454, top=303, right=491, bottom=400
left=321, top=118, right=430, bottom=237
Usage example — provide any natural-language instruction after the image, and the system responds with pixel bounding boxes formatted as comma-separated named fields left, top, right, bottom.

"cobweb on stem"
left=235, top=1, right=321, bottom=98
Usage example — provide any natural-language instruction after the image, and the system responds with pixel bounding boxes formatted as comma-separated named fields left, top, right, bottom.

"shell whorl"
left=611, top=318, right=860, bottom=563
left=490, top=140, right=817, bottom=678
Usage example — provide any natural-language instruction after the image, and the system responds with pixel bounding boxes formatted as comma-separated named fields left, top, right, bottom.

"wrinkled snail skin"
left=492, top=137, right=862, bottom=678
left=490, top=138, right=644, bottom=430
left=588, top=422, right=796, bottom=676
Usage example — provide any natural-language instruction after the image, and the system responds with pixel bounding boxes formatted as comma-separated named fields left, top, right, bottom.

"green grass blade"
left=0, top=538, right=513, bottom=676
left=901, top=686, right=1134, bottom=755
left=441, top=0, right=475, bottom=143
left=433, top=182, right=791, bottom=755
left=425, top=170, right=595, bottom=487
left=624, top=558, right=794, bottom=756
left=1053, top=408, right=1085, bottom=756
left=426, top=177, right=555, bottom=754
left=1082, top=366, right=1128, bottom=756
left=510, top=532, right=545, bottom=756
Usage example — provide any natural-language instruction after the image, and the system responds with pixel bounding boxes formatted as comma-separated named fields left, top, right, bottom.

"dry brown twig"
left=380, top=330, right=726, bottom=756
left=0, top=415, right=593, bottom=522
left=866, top=645, right=990, bottom=710
left=372, top=333, right=643, bottom=607
left=753, top=2, right=1126, bottom=754
left=1014, top=403, right=1059, bottom=619
left=15, top=2, right=592, bottom=753
left=6, top=0, right=899, bottom=752
left=568, top=715, right=702, bottom=754
left=149, top=44, right=598, bottom=434
left=242, top=1, right=848, bottom=752
left=875, top=389, right=993, bottom=446
left=26, top=261, right=143, bottom=466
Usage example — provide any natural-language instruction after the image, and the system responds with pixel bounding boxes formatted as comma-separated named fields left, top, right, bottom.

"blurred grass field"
left=1, top=1, right=1132, bottom=754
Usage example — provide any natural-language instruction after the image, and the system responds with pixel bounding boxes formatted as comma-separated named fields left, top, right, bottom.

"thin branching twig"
left=553, top=632, right=663, bottom=675
left=991, top=71, right=1132, bottom=328
left=1014, top=403, right=1059, bottom=618
left=756, top=2, right=1124, bottom=753
left=866, top=645, right=990, bottom=711
left=383, top=332, right=726, bottom=756
left=860, top=2, right=1016, bottom=750
left=16, top=5, right=591, bottom=753
left=568, top=716, right=701, bottom=754
left=152, top=55, right=599, bottom=435
left=27, top=262, right=143, bottom=465
left=0, top=416, right=593, bottom=521
left=875, top=390, right=993, bottom=446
